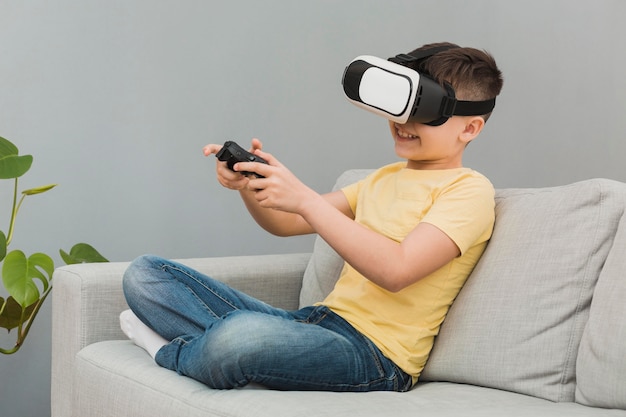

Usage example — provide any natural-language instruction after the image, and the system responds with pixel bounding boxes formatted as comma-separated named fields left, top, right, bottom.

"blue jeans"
left=122, top=255, right=412, bottom=392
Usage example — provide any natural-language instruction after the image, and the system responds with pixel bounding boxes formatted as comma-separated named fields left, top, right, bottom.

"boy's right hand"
left=203, top=138, right=263, bottom=190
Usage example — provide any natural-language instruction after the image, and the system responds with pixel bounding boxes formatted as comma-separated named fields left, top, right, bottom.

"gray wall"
left=1, top=1, right=624, bottom=416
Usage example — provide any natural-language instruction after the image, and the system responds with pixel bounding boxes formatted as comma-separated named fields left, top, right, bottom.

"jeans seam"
left=361, top=335, right=402, bottom=390
left=163, top=264, right=239, bottom=318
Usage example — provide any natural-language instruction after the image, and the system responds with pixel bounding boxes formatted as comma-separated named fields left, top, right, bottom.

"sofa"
left=51, top=169, right=626, bottom=417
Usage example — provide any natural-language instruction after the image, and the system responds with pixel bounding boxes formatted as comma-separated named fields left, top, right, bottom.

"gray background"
left=1, top=1, right=625, bottom=416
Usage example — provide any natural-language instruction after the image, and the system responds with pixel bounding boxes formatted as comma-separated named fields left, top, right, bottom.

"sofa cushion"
left=421, top=179, right=625, bottom=402
left=75, top=340, right=621, bottom=417
left=576, top=205, right=626, bottom=409
left=299, top=169, right=373, bottom=307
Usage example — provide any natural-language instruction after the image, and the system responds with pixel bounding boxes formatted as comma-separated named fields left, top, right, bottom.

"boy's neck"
left=405, top=160, right=464, bottom=170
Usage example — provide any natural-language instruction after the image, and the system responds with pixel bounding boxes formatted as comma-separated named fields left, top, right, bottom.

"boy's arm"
left=239, top=187, right=352, bottom=236
left=203, top=140, right=353, bottom=237
left=239, top=150, right=461, bottom=293
left=293, top=193, right=460, bottom=292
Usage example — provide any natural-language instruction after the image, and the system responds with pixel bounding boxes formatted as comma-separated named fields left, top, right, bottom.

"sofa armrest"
left=51, top=252, right=311, bottom=417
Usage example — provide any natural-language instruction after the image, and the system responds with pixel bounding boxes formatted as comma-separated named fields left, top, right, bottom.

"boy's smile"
left=389, top=117, right=483, bottom=170
left=390, top=120, right=447, bottom=169
left=395, top=126, right=419, bottom=140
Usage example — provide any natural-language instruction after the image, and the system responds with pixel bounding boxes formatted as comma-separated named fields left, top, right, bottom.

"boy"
left=121, top=42, right=504, bottom=392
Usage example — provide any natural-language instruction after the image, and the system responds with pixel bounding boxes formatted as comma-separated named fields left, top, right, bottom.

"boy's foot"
left=120, top=309, right=167, bottom=359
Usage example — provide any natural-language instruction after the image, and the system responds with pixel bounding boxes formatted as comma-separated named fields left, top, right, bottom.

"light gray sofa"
left=51, top=170, right=626, bottom=417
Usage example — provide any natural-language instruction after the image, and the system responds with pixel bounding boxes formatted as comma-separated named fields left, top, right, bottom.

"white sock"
left=120, top=309, right=167, bottom=359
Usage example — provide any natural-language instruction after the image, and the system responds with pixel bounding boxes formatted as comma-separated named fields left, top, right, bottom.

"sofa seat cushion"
left=421, top=179, right=625, bottom=403
left=74, top=341, right=623, bottom=417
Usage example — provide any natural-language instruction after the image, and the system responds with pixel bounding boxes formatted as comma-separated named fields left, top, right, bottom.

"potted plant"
left=0, top=135, right=108, bottom=354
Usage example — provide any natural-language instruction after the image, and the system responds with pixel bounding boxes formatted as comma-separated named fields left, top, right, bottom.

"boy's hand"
left=237, top=149, right=318, bottom=215
left=203, top=139, right=263, bottom=190
left=204, top=138, right=317, bottom=216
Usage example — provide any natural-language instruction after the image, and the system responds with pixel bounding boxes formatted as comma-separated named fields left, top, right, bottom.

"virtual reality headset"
left=341, top=46, right=496, bottom=126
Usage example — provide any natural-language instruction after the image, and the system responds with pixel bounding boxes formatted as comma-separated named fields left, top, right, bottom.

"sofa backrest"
left=299, top=170, right=626, bottom=406
left=299, top=169, right=373, bottom=307
left=421, top=179, right=625, bottom=403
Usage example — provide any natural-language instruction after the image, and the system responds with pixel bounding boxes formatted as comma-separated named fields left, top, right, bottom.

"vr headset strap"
left=391, top=47, right=497, bottom=118
left=452, top=98, right=496, bottom=117
left=389, top=45, right=458, bottom=65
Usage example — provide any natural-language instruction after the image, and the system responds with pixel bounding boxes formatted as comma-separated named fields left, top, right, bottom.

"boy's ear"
left=460, top=116, right=485, bottom=144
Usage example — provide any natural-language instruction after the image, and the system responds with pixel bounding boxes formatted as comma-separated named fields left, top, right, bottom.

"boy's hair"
left=407, top=42, right=504, bottom=122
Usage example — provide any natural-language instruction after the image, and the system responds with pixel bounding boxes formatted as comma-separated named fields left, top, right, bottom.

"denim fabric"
left=122, top=255, right=412, bottom=392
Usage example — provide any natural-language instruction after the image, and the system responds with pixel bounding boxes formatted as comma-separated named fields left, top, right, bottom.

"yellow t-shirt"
left=321, top=162, right=495, bottom=383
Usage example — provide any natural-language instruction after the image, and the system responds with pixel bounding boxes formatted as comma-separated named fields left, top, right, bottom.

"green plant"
left=0, top=135, right=108, bottom=354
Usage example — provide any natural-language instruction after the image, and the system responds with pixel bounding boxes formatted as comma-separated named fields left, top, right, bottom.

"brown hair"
left=407, top=42, right=504, bottom=121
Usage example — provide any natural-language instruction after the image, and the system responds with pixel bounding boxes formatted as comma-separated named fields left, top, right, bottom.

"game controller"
left=215, top=141, right=268, bottom=178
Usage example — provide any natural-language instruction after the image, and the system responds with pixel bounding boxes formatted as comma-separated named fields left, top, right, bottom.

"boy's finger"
left=250, top=138, right=263, bottom=151
left=254, top=148, right=280, bottom=167
left=202, top=143, right=222, bottom=156
left=235, top=161, right=271, bottom=177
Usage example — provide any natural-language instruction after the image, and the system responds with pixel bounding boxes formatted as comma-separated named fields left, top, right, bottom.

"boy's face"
left=388, top=116, right=478, bottom=170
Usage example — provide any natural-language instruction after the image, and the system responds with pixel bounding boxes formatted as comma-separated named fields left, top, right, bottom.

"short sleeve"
left=421, top=176, right=495, bottom=255
left=341, top=180, right=362, bottom=216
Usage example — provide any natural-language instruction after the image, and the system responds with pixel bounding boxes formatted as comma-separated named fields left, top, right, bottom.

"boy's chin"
left=394, top=142, right=418, bottom=158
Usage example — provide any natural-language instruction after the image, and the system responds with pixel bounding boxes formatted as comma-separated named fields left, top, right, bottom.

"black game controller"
left=215, top=141, right=268, bottom=178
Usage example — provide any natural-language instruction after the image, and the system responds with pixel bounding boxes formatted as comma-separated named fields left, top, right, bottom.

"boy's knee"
left=189, top=312, right=271, bottom=388
left=122, top=254, right=163, bottom=299
left=206, top=311, right=279, bottom=365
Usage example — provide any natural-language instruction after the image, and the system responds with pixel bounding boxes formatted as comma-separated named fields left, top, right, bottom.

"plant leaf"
left=0, top=154, right=33, bottom=179
left=22, top=184, right=57, bottom=195
left=0, top=230, right=6, bottom=262
left=0, top=137, right=33, bottom=178
left=28, top=252, right=54, bottom=292
left=0, top=296, right=36, bottom=331
left=2, top=251, right=38, bottom=307
left=1, top=250, right=54, bottom=307
left=60, top=243, right=109, bottom=265
left=0, top=136, right=18, bottom=157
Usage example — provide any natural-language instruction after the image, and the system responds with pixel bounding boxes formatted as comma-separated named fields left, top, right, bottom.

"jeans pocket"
left=299, top=306, right=412, bottom=392
left=297, top=305, right=329, bottom=325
